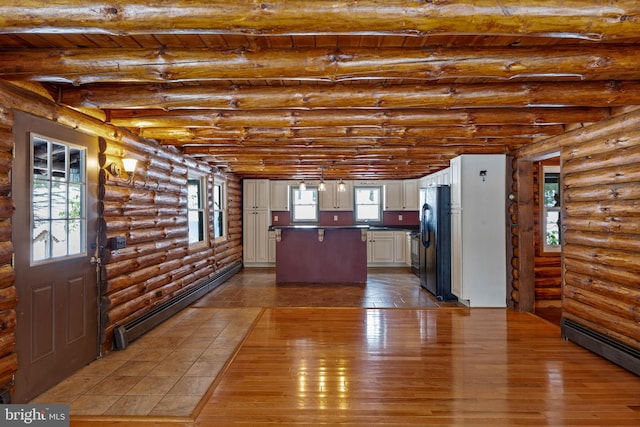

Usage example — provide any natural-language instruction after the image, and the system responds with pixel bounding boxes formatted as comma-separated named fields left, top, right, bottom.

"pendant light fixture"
left=337, top=178, right=346, bottom=192
left=298, top=180, right=306, bottom=191
left=318, top=167, right=326, bottom=192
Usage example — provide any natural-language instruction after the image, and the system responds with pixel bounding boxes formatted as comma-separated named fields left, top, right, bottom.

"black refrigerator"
left=419, top=185, right=456, bottom=301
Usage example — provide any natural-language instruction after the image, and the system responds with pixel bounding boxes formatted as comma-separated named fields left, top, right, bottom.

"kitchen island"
left=271, top=225, right=368, bottom=284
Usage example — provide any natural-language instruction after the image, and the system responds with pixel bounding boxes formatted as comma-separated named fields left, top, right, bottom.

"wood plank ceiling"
left=1, top=1, right=640, bottom=180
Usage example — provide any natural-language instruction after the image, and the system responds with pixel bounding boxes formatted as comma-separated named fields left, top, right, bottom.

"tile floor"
left=31, top=307, right=261, bottom=417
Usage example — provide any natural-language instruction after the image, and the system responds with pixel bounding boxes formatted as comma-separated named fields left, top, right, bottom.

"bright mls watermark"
left=1, top=405, right=69, bottom=426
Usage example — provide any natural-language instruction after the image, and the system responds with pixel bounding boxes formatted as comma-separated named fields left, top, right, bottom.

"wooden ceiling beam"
left=4, top=45, right=640, bottom=84
left=182, top=145, right=509, bottom=156
left=178, top=139, right=512, bottom=153
left=61, top=81, right=640, bottom=110
left=141, top=124, right=561, bottom=141
left=0, top=1, right=638, bottom=40
left=165, top=137, right=522, bottom=149
left=109, top=107, right=610, bottom=128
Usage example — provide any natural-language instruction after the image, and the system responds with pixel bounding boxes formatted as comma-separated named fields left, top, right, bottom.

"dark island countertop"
left=269, top=224, right=418, bottom=231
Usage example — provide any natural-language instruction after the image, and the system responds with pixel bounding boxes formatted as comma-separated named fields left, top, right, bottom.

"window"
left=291, top=187, right=318, bottom=222
left=188, top=174, right=208, bottom=245
left=542, top=165, right=561, bottom=253
left=31, top=135, right=87, bottom=262
left=213, top=179, right=226, bottom=240
left=354, top=186, right=382, bottom=223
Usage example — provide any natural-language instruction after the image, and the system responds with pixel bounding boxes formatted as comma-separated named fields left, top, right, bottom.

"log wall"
left=0, top=105, right=16, bottom=396
left=98, top=138, right=242, bottom=350
left=0, top=80, right=242, bottom=395
left=562, top=120, right=640, bottom=350
left=515, top=107, right=640, bottom=351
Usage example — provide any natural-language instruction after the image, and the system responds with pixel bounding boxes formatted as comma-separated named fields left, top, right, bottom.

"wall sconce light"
left=479, top=170, right=487, bottom=182
left=337, top=179, right=346, bottom=192
left=106, top=162, right=122, bottom=177
left=107, top=158, right=138, bottom=185
left=122, top=158, right=138, bottom=185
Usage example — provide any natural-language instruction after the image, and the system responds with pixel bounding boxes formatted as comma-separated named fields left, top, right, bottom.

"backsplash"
left=383, top=211, right=419, bottom=226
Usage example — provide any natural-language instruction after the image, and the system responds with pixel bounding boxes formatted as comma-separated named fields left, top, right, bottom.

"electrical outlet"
left=334, top=215, right=338, bottom=221
left=274, top=215, right=279, bottom=222
left=398, top=214, right=403, bottom=221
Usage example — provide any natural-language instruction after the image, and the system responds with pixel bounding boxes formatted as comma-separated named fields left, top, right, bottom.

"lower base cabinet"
left=367, top=231, right=408, bottom=266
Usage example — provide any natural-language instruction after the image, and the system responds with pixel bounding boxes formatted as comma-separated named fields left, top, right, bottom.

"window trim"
left=187, top=172, right=209, bottom=248
left=212, top=176, right=227, bottom=242
left=541, top=165, right=561, bottom=254
left=290, top=186, right=319, bottom=223
left=354, top=186, right=383, bottom=224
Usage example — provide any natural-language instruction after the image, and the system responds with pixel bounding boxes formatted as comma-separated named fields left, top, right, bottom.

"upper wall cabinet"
left=384, top=180, right=419, bottom=210
left=402, top=179, right=419, bottom=210
left=420, top=168, right=451, bottom=188
left=320, top=180, right=353, bottom=211
left=243, top=179, right=270, bottom=210
left=270, top=180, right=290, bottom=211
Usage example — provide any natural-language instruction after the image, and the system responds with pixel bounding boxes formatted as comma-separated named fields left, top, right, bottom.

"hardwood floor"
left=193, top=267, right=460, bottom=308
left=67, top=268, right=640, bottom=426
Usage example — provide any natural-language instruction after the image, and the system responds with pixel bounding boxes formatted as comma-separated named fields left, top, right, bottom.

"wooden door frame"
left=513, top=152, right=560, bottom=312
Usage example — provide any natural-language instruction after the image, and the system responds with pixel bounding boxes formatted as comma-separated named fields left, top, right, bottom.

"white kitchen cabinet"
left=270, top=180, right=290, bottom=211
left=449, top=154, right=506, bottom=307
left=393, top=231, right=408, bottom=264
left=319, top=180, right=353, bottom=211
left=402, top=179, right=419, bottom=210
left=243, top=179, right=271, bottom=265
left=384, top=180, right=418, bottom=210
left=420, top=168, right=451, bottom=189
left=438, top=169, right=451, bottom=186
left=383, top=181, right=403, bottom=210
left=366, top=230, right=408, bottom=265
left=367, top=231, right=395, bottom=264
left=243, top=179, right=270, bottom=210
left=243, top=209, right=271, bottom=265
left=268, top=230, right=277, bottom=263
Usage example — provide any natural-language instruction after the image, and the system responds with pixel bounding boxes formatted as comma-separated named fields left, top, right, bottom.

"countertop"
left=269, top=224, right=369, bottom=230
left=269, top=224, right=418, bottom=231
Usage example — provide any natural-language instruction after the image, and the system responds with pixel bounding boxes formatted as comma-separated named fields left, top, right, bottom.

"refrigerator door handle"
left=421, top=204, right=431, bottom=248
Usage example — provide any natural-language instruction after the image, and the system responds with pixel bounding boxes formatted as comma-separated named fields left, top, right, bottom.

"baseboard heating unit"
left=561, top=318, right=640, bottom=376
left=114, top=261, right=242, bottom=350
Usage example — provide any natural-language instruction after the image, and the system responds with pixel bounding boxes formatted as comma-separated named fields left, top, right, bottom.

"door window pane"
left=51, top=181, right=67, bottom=218
left=51, top=220, right=68, bottom=257
left=31, top=135, right=87, bottom=263
left=51, top=143, right=67, bottom=180
left=32, top=181, right=50, bottom=220
left=68, top=184, right=82, bottom=218
left=32, top=220, right=50, bottom=262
